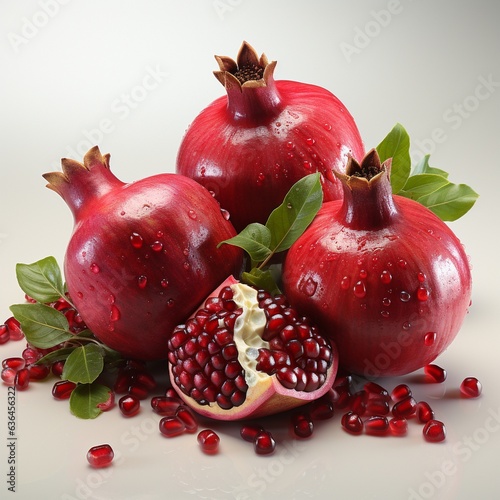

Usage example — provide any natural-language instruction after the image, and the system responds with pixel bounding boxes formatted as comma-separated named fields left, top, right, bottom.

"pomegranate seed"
left=52, top=380, right=77, bottom=400
left=309, top=400, right=335, bottom=421
left=0, top=325, right=9, bottom=344
left=392, top=396, right=417, bottom=418
left=365, top=398, right=390, bottom=416
left=165, top=388, right=181, bottom=399
left=424, top=364, right=447, bottom=383
left=87, top=444, right=114, bottom=468
left=2, top=357, right=26, bottom=371
left=460, top=377, right=482, bottom=398
left=128, top=383, right=149, bottom=400
left=240, top=424, right=264, bottom=443
left=364, top=381, right=390, bottom=401
left=197, top=429, right=220, bottom=454
left=1, top=367, right=16, bottom=385
left=176, top=406, right=198, bottom=433
left=333, top=385, right=352, bottom=409
left=118, top=395, right=140, bottom=417
left=134, top=371, right=157, bottom=390
left=423, top=419, right=446, bottom=442
left=114, top=369, right=132, bottom=393
left=14, top=368, right=30, bottom=390
left=6, top=317, right=24, bottom=341
left=51, top=360, right=65, bottom=377
left=159, top=415, right=186, bottom=437
left=364, top=416, right=389, bottom=436
left=28, top=364, right=50, bottom=381
left=341, top=411, right=363, bottom=435
left=151, top=396, right=181, bottom=415
left=22, top=347, right=41, bottom=364
left=96, top=391, right=115, bottom=411
left=417, top=401, right=435, bottom=423
left=291, top=413, right=314, bottom=438
left=389, top=417, right=408, bottom=436
left=350, top=390, right=368, bottom=416
left=254, top=430, right=276, bottom=455
left=391, top=383, right=412, bottom=402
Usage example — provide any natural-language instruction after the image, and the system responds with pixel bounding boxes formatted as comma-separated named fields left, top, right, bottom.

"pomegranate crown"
left=43, top=146, right=111, bottom=194
left=213, top=41, right=277, bottom=91
left=335, top=149, right=392, bottom=188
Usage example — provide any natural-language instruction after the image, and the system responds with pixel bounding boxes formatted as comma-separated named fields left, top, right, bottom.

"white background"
left=1, top=1, right=499, bottom=499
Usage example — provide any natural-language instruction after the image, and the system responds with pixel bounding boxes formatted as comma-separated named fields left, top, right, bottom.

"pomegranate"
left=87, top=444, right=114, bottom=468
left=176, top=41, right=365, bottom=232
left=43, top=146, right=243, bottom=361
left=167, top=276, right=338, bottom=420
left=282, top=149, right=472, bottom=376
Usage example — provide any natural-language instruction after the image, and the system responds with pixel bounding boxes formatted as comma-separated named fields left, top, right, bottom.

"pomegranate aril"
left=423, top=419, right=446, bottom=442
left=333, top=385, right=352, bottom=409
left=118, top=395, right=140, bottom=417
left=365, top=398, right=390, bottom=416
left=2, top=357, right=26, bottom=371
left=87, top=444, right=114, bottom=468
left=6, top=317, right=24, bottom=341
left=341, top=411, right=363, bottom=435
left=197, top=429, right=220, bottom=454
left=14, top=368, right=30, bottom=390
left=350, top=390, right=368, bottom=416
left=460, top=377, right=482, bottom=398
left=254, top=430, right=276, bottom=455
left=0, top=325, right=9, bottom=344
left=176, top=405, right=198, bottom=432
left=276, top=366, right=298, bottom=389
left=134, top=371, right=157, bottom=390
left=389, top=417, right=408, bottom=437
left=364, top=416, right=389, bottom=436
left=424, top=364, right=447, bottom=383
left=391, top=383, right=412, bottom=402
left=1, top=367, right=16, bottom=385
left=392, top=395, right=417, bottom=418
left=364, top=381, right=390, bottom=401
left=309, top=391, right=335, bottom=420
left=22, top=346, right=41, bottom=364
left=151, top=396, right=181, bottom=415
left=52, top=380, right=77, bottom=399
left=240, top=424, right=264, bottom=442
left=128, top=383, right=150, bottom=400
left=417, top=401, right=435, bottom=423
left=291, top=413, right=314, bottom=438
left=28, top=364, right=50, bottom=381
left=51, top=360, right=65, bottom=377
left=159, top=415, right=186, bottom=437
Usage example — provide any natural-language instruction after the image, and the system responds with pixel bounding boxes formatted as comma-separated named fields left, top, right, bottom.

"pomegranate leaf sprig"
left=377, top=123, right=479, bottom=221
left=219, top=173, right=323, bottom=293
left=10, top=256, right=120, bottom=419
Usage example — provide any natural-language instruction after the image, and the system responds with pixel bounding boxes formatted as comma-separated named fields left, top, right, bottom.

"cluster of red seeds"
left=167, top=286, right=333, bottom=411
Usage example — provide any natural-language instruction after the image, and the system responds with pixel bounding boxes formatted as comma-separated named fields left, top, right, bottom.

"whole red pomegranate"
left=43, top=146, right=243, bottom=360
left=176, top=41, right=365, bottom=232
left=167, top=276, right=338, bottom=420
left=282, top=149, right=472, bottom=377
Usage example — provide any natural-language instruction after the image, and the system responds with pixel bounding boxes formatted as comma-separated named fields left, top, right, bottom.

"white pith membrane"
left=169, top=281, right=338, bottom=420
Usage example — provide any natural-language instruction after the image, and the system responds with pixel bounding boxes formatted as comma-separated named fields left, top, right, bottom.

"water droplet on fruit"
left=380, top=270, right=392, bottom=284
left=400, top=291, right=411, bottom=302
left=286, top=202, right=293, bottom=210
left=382, top=297, right=391, bottom=307
left=301, top=277, right=317, bottom=297
left=138, top=275, right=147, bottom=289
left=306, top=137, right=315, bottom=146
left=151, top=241, right=163, bottom=252
left=167, top=299, right=175, bottom=308
left=77, top=292, right=83, bottom=299
left=220, top=209, right=230, bottom=220
left=256, top=173, right=265, bottom=186
left=340, top=276, right=350, bottom=290
left=381, top=310, right=390, bottom=318
left=286, top=141, right=295, bottom=150
left=359, top=269, right=367, bottom=279
left=110, top=305, right=120, bottom=322
left=323, top=123, right=332, bottom=131
left=188, top=210, right=197, bottom=220
left=398, top=259, right=407, bottom=269
left=424, top=332, right=437, bottom=346
left=183, top=262, right=190, bottom=270
left=417, top=272, right=426, bottom=282
left=402, top=321, right=411, bottom=330
left=90, top=263, right=100, bottom=274
left=160, top=278, right=169, bottom=288
left=108, top=294, right=115, bottom=305
left=417, top=286, right=429, bottom=301
left=303, top=160, right=312, bottom=170
left=130, top=233, right=144, bottom=249
left=353, top=281, right=366, bottom=299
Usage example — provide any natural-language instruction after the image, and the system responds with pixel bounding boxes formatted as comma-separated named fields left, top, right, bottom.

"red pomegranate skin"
left=282, top=154, right=472, bottom=377
left=44, top=147, right=243, bottom=361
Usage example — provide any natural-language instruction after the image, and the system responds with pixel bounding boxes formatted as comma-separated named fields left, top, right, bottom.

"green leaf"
left=9, top=303, right=73, bottom=348
left=415, top=183, right=479, bottom=221
left=36, top=347, right=76, bottom=366
left=69, top=383, right=112, bottom=419
left=376, top=123, right=411, bottom=194
left=266, top=173, right=323, bottom=253
left=241, top=268, right=281, bottom=295
left=16, top=256, right=65, bottom=303
left=411, top=155, right=449, bottom=178
left=399, top=174, right=450, bottom=200
left=62, top=344, right=105, bottom=384
left=219, top=223, right=272, bottom=263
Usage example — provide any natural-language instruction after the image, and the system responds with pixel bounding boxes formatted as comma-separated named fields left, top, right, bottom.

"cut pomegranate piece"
left=423, top=419, right=446, bottom=442
left=168, top=277, right=338, bottom=420
left=460, top=377, right=482, bottom=398
left=87, top=444, right=114, bottom=468
left=197, top=429, right=220, bottom=454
